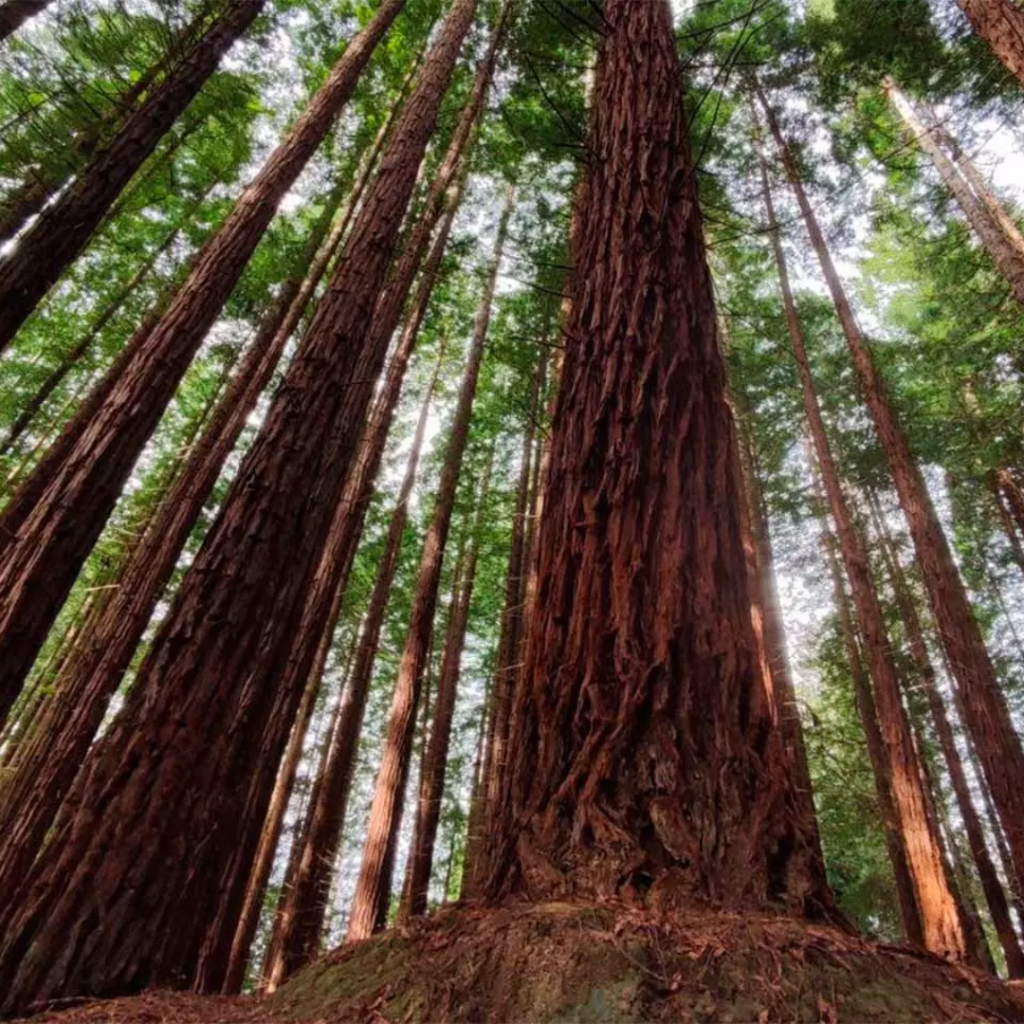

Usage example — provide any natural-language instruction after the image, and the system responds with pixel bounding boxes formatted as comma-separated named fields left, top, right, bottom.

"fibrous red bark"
left=759, top=82, right=1024, bottom=922
left=0, top=0, right=404, bottom=720
left=956, top=0, right=1024, bottom=89
left=480, top=0, right=829, bottom=919
left=346, top=182, right=514, bottom=944
left=0, top=0, right=476, bottom=1009
left=0, top=0, right=262, bottom=348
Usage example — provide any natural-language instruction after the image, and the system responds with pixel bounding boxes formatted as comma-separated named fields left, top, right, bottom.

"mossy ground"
left=25, top=900, right=1024, bottom=1022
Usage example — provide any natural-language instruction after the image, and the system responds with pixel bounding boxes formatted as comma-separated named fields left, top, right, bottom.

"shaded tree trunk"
left=956, top=0, right=1024, bottom=90
left=402, top=451, right=493, bottom=919
left=884, top=80, right=1024, bottom=304
left=0, top=0, right=263, bottom=348
left=347, top=183, right=514, bottom=944
left=867, top=491, right=1024, bottom=976
left=0, top=0, right=52, bottom=41
left=755, top=134, right=967, bottom=959
left=0, top=0, right=477, bottom=1007
left=760, top=82, right=1024, bottom=912
left=261, top=345, right=444, bottom=991
left=0, top=0, right=404, bottom=724
left=480, top=0, right=829, bottom=925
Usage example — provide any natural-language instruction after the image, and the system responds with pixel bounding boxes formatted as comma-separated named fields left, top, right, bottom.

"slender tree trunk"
left=0, top=0, right=477, bottom=1003
left=955, top=0, right=1024, bottom=89
left=479, top=0, right=830, bottom=924
left=755, top=134, right=967, bottom=957
left=987, top=471, right=1024, bottom=577
left=868, top=491, right=1024, bottom=975
left=402, top=452, right=493, bottom=919
left=0, top=0, right=263, bottom=348
left=884, top=80, right=1024, bottom=304
left=0, top=1, right=404, bottom=724
left=0, top=179, right=350, bottom=907
left=0, top=190, right=208, bottom=458
left=0, top=0, right=50, bottom=40
left=760, top=83, right=1024, bottom=908
left=261, top=346, right=444, bottom=991
left=346, top=184, right=514, bottom=944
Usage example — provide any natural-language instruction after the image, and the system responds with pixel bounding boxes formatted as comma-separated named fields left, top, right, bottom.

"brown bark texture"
left=479, top=0, right=828, bottom=920
left=0, top=0, right=474, bottom=1009
left=956, top=0, right=1024, bottom=89
left=0, top=0, right=52, bottom=41
left=402, top=451, right=493, bottom=919
left=0, top=177, right=348, bottom=914
left=884, top=80, right=1024, bottom=305
left=346, top=181, right=513, bottom=944
left=0, top=0, right=262, bottom=349
left=261, top=345, right=444, bottom=991
left=756, top=131, right=967, bottom=959
left=760, top=82, right=1024, bottom=921
left=0, top=0, right=402, bottom=726
left=868, top=492, right=1024, bottom=976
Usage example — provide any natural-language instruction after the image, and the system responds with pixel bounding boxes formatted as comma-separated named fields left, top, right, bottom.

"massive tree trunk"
left=815, top=492, right=926, bottom=945
left=0, top=176, right=351, bottom=910
left=261, top=346, right=444, bottom=992
left=756, top=137, right=967, bottom=959
left=0, top=0, right=52, bottom=41
left=346, top=182, right=514, bottom=944
left=884, top=80, right=1024, bottom=304
left=479, top=0, right=828, bottom=925
left=0, top=0, right=263, bottom=348
left=402, top=451, right=493, bottom=920
left=955, top=0, right=1024, bottom=89
left=760, top=84, right=1024, bottom=912
left=0, top=0, right=478, bottom=1009
left=867, top=491, right=1024, bottom=976
left=0, top=1, right=404, bottom=723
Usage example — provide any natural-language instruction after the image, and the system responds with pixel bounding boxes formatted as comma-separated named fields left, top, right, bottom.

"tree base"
left=24, top=899, right=1024, bottom=1022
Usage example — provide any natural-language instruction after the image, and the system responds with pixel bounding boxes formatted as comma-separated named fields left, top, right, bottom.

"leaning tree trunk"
left=0, top=0, right=263, bottom=348
left=261, top=346, right=445, bottom=992
left=867, top=491, right=1024, bottom=976
left=884, top=80, right=1024, bottom=305
left=956, top=0, right=1024, bottom=89
left=0, top=0, right=478, bottom=1008
left=402, top=451, right=493, bottom=920
left=759, top=82, right=1024, bottom=910
left=0, top=0, right=404, bottom=725
left=0, top=174, right=352, bottom=909
left=0, top=0, right=51, bottom=41
left=346, top=182, right=514, bottom=944
left=479, top=0, right=830, bottom=924
left=755, top=135, right=968, bottom=959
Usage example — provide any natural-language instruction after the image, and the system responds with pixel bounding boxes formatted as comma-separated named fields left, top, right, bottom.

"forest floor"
left=22, top=900, right=1024, bottom=1023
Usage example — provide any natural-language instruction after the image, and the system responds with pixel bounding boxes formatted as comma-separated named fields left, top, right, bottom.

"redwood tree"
left=0, top=0, right=480, bottom=1010
left=479, top=0, right=829, bottom=923
left=0, top=0, right=263, bottom=348
left=955, top=0, right=1024, bottom=89
left=0, top=0, right=405, bottom=720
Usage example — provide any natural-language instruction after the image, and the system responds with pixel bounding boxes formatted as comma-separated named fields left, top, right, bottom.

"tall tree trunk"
left=987, top=470, right=1024, bottom=577
left=346, top=183, right=514, bottom=944
left=0, top=177, right=350, bottom=909
left=479, top=0, right=829, bottom=924
left=0, top=187, right=210, bottom=458
left=815, top=494, right=926, bottom=945
left=261, top=345, right=444, bottom=991
left=0, top=1, right=404, bottom=723
left=760, top=83, right=1024, bottom=909
left=868, top=491, right=1024, bottom=976
left=0, top=0, right=51, bottom=41
left=755, top=135, right=968, bottom=958
left=0, top=0, right=263, bottom=348
left=0, top=0, right=477, bottom=1005
left=955, top=0, right=1024, bottom=89
left=402, top=450, right=493, bottom=920
left=884, top=80, right=1024, bottom=304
